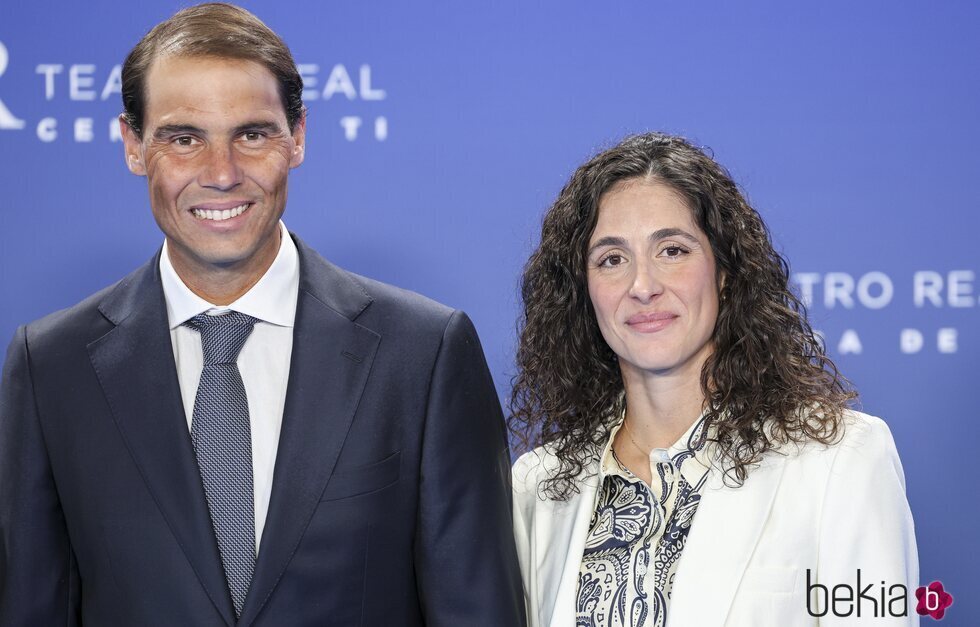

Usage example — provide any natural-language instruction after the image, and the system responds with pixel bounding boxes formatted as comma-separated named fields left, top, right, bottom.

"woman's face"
left=586, top=179, right=720, bottom=380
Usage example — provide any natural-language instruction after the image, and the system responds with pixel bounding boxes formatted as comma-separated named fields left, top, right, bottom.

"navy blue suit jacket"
left=0, top=235, right=526, bottom=626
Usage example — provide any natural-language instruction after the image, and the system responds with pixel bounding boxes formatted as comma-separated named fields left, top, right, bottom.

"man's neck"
left=166, top=235, right=281, bottom=306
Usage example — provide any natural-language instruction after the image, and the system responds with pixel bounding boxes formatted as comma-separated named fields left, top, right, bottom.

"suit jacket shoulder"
left=16, top=257, right=163, bottom=385
left=347, top=271, right=455, bottom=331
left=770, top=408, right=905, bottom=488
left=292, top=235, right=456, bottom=342
left=21, top=271, right=135, bottom=353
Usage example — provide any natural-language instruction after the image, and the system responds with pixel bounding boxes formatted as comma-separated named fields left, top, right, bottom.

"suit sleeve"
left=414, top=310, right=527, bottom=627
left=816, top=416, right=918, bottom=625
left=0, top=326, right=81, bottom=625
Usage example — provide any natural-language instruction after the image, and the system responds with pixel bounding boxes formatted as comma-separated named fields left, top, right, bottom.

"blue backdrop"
left=1, top=1, right=977, bottom=622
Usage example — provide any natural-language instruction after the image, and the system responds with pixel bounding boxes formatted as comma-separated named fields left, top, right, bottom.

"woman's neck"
left=619, top=360, right=706, bottom=450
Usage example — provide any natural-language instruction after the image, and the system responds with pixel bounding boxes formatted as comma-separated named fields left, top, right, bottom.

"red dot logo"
left=915, top=581, right=953, bottom=620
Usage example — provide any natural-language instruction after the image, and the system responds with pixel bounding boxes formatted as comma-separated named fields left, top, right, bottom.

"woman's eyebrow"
left=587, top=236, right=627, bottom=256
left=648, top=227, right=701, bottom=244
left=587, top=228, right=701, bottom=256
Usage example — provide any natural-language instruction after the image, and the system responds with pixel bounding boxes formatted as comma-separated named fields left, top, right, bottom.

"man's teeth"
left=192, top=204, right=249, bottom=221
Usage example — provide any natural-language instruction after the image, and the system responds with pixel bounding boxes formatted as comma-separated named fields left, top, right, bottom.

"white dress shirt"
left=159, top=222, right=298, bottom=553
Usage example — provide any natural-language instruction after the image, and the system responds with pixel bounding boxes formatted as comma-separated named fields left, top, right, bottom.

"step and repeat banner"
left=2, top=1, right=977, bottom=620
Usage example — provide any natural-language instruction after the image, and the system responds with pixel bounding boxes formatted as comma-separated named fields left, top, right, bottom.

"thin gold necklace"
left=621, top=418, right=651, bottom=457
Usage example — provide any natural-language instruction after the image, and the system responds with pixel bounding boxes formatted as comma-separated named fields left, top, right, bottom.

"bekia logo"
left=0, top=41, right=26, bottom=130
left=806, top=569, right=909, bottom=618
left=806, top=571, right=955, bottom=621
left=915, top=581, right=953, bottom=620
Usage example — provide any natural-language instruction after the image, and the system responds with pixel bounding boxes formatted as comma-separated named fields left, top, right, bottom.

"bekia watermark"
left=807, top=570, right=954, bottom=621
left=806, top=569, right=908, bottom=618
left=915, top=581, right=953, bottom=621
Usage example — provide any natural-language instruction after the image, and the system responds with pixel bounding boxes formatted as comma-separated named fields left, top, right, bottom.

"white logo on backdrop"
left=0, top=48, right=387, bottom=143
left=792, top=270, right=976, bottom=356
left=0, top=42, right=26, bottom=130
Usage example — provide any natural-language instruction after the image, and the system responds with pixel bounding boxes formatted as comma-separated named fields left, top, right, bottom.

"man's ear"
left=120, top=115, right=146, bottom=176
left=289, top=110, right=307, bottom=169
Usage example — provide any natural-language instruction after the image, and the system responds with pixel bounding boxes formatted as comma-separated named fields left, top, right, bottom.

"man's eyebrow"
left=587, top=228, right=701, bottom=256
left=151, top=121, right=284, bottom=140
left=153, top=124, right=204, bottom=139
left=232, top=121, right=284, bottom=135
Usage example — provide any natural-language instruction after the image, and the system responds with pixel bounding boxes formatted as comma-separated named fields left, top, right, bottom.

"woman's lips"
left=626, top=311, right=678, bottom=332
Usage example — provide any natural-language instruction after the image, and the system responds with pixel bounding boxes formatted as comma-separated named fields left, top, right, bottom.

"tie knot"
left=184, top=311, right=258, bottom=365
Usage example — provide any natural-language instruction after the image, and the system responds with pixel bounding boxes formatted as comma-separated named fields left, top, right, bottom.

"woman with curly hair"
left=510, top=132, right=917, bottom=626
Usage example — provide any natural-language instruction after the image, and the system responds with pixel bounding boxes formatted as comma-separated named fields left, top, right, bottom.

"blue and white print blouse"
left=576, top=415, right=712, bottom=627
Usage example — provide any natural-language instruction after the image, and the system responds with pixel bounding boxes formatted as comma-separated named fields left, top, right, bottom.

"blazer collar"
left=539, top=442, right=787, bottom=627
left=291, top=233, right=373, bottom=322
left=90, top=252, right=238, bottom=625
left=237, top=234, right=379, bottom=626
left=531, top=453, right=601, bottom=627
left=98, top=233, right=372, bottom=327
left=91, top=236, right=380, bottom=626
left=158, top=222, right=300, bottom=329
left=666, top=452, right=788, bottom=627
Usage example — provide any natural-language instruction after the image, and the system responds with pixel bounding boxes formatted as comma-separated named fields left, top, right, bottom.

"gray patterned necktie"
left=184, top=311, right=258, bottom=618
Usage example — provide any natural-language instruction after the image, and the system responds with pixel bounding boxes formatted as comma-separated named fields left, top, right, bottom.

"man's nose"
left=199, top=143, right=243, bottom=191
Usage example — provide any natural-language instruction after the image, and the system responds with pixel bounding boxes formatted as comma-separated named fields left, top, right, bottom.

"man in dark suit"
left=0, top=4, right=525, bottom=625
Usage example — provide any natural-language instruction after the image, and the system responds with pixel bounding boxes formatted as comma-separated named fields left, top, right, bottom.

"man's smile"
left=190, top=202, right=252, bottom=221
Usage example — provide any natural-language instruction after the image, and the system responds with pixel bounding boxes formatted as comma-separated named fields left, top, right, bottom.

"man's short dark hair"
left=121, top=2, right=304, bottom=138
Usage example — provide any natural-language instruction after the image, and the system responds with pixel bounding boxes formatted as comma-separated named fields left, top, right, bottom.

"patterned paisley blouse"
left=576, top=415, right=712, bottom=627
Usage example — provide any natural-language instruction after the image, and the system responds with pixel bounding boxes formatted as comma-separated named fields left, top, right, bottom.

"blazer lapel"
left=548, top=482, right=600, bottom=627
left=524, top=458, right=601, bottom=627
left=238, top=236, right=379, bottom=626
left=667, top=453, right=788, bottom=627
left=87, top=254, right=236, bottom=626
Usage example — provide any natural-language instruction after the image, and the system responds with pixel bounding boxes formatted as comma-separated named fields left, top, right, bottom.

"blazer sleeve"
left=0, top=326, right=81, bottom=625
left=816, top=415, right=919, bottom=625
left=511, top=453, right=538, bottom=627
left=413, top=310, right=527, bottom=626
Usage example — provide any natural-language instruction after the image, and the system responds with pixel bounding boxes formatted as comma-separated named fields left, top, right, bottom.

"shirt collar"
left=598, top=410, right=713, bottom=488
left=159, top=221, right=299, bottom=329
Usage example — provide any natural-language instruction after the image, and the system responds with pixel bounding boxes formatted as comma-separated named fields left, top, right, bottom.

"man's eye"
left=173, top=136, right=196, bottom=147
left=243, top=131, right=264, bottom=141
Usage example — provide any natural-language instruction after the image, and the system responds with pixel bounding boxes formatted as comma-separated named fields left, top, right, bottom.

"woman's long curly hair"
left=509, top=132, right=855, bottom=500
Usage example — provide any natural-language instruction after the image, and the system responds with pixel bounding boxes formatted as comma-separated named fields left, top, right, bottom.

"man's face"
left=122, top=55, right=305, bottom=280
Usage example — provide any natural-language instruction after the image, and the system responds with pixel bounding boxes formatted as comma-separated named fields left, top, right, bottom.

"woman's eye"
left=600, top=254, right=625, bottom=267
left=661, top=245, right=687, bottom=258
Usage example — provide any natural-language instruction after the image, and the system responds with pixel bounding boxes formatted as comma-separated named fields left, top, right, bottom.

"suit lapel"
left=544, top=474, right=600, bottom=627
left=667, top=453, right=788, bottom=627
left=87, top=255, right=236, bottom=626
left=238, top=236, right=379, bottom=626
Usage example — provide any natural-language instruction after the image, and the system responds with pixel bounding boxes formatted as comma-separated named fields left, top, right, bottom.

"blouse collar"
left=597, top=410, right=713, bottom=490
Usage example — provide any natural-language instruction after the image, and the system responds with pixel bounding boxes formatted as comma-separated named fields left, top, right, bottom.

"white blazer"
left=512, top=410, right=918, bottom=626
